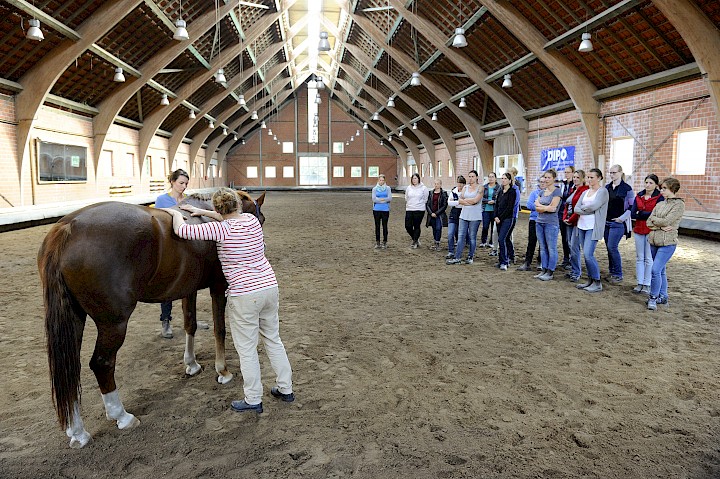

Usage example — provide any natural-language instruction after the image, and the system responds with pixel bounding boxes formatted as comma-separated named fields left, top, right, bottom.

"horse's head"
left=238, top=191, right=265, bottom=226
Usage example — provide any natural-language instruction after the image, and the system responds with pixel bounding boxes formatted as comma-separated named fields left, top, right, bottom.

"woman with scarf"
left=630, top=174, right=663, bottom=294
left=371, top=174, right=392, bottom=249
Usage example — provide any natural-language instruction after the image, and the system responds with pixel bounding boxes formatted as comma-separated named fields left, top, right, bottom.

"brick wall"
left=0, top=94, right=19, bottom=207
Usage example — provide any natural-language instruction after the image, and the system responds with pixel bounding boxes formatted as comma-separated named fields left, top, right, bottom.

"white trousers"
left=227, top=287, right=293, bottom=405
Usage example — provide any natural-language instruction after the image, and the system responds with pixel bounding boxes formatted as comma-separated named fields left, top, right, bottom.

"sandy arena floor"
left=0, top=191, right=718, bottom=478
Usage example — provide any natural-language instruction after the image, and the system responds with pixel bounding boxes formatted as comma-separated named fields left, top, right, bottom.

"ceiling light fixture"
left=373, top=112, right=380, bottom=121
left=351, top=136, right=354, bottom=142
left=251, top=110, right=258, bottom=120
left=363, top=122, right=368, bottom=129
left=459, top=97, right=467, bottom=108
left=452, top=28, right=467, bottom=48
left=238, top=94, right=246, bottom=106
left=26, top=19, right=44, bottom=41
left=410, top=72, right=421, bottom=87
left=316, top=76, right=325, bottom=90
left=388, top=135, right=393, bottom=142
left=273, top=135, right=277, bottom=141
left=113, top=67, right=125, bottom=82
left=234, top=134, right=238, bottom=141
left=189, top=109, right=196, bottom=119
left=261, top=120, right=266, bottom=128
left=412, top=122, right=417, bottom=130
left=160, top=94, right=169, bottom=106
left=398, top=129, right=403, bottom=137
left=432, top=112, right=438, bottom=121
left=208, top=120, right=214, bottom=129
left=502, top=74, right=512, bottom=88
left=315, top=93, right=322, bottom=104
left=173, top=19, right=189, bottom=41
left=380, top=140, right=384, bottom=146
left=223, top=127, right=228, bottom=135
left=579, top=32, right=593, bottom=53
left=242, top=139, right=246, bottom=145
left=268, top=128, right=273, bottom=135
left=215, top=68, right=227, bottom=84
left=318, top=31, right=331, bottom=52
left=387, top=97, right=395, bottom=108
left=356, top=130, right=360, bottom=136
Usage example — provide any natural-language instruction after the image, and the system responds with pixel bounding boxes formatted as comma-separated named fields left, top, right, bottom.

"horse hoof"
left=217, top=372, right=233, bottom=385
left=186, top=362, right=202, bottom=376
left=69, top=432, right=93, bottom=449
left=117, top=413, right=140, bottom=430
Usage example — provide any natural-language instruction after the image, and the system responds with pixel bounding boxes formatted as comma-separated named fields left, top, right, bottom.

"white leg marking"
left=217, top=370, right=233, bottom=384
left=101, top=390, right=140, bottom=430
left=184, top=334, right=202, bottom=376
left=65, top=401, right=92, bottom=449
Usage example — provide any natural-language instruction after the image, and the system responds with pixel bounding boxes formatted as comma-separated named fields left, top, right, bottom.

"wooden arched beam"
left=15, top=0, right=142, bottom=205
left=652, top=0, right=720, bottom=122
left=479, top=1, right=600, bottom=164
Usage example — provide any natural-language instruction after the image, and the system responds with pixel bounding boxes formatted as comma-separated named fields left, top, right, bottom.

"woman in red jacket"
left=630, top=174, right=663, bottom=294
left=563, top=170, right=589, bottom=282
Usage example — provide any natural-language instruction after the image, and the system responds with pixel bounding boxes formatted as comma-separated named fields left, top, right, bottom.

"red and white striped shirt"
left=177, top=213, right=277, bottom=296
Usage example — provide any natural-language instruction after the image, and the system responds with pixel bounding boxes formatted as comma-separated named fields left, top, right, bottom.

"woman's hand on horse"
left=179, top=204, right=201, bottom=217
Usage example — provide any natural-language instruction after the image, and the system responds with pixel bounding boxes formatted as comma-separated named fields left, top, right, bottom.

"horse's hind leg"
left=66, top=401, right=92, bottom=448
left=182, top=293, right=202, bottom=376
left=89, top=320, right=139, bottom=430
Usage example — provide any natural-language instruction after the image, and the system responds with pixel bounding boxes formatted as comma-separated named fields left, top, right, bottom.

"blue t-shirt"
left=155, top=193, right=179, bottom=208
left=536, top=188, right=562, bottom=225
left=484, top=185, right=495, bottom=212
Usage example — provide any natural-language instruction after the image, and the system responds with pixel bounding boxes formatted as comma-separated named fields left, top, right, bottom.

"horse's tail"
left=38, top=222, right=82, bottom=431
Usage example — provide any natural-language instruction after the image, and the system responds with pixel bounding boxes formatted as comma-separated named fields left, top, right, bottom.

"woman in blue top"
left=371, top=174, right=392, bottom=249
left=534, top=169, right=563, bottom=281
left=480, top=172, right=498, bottom=248
left=154, top=168, right=190, bottom=339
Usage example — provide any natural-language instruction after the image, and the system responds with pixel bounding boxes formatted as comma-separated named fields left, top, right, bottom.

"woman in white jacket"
left=404, top=173, right=428, bottom=248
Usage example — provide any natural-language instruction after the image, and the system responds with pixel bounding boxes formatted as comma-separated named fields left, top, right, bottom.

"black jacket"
left=494, top=186, right=517, bottom=222
left=425, top=189, right=448, bottom=227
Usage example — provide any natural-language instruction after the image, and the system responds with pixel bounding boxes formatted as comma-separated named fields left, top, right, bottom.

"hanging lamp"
left=578, top=33, right=593, bottom=52
left=459, top=97, right=467, bottom=108
left=502, top=74, right=512, bottom=88
left=113, top=67, right=125, bottom=82
left=26, top=19, right=44, bottom=41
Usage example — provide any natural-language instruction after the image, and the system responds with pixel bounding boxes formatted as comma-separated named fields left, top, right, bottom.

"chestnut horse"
left=37, top=192, right=264, bottom=448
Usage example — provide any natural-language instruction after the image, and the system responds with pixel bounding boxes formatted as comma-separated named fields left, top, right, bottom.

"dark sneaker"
left=609, top=275, right=623, bottom=284
left=632, top=284, right=643, bottom=293
left=445, top=252, right=454, bottom=259
left=463, top=257, right=474, bottom=265
left=230, top=399, right=263, bottom=413
left=656, top=296, right=669, bottom=305
left=516, top=263, right=530, bottom=271
left=647, top=297, right=657, bottom=311
left=270, top=387, right=295, bottom=402
left=446, top=258, right=462, bottom=265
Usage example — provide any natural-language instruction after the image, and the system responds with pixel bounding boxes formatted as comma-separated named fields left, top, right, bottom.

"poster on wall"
left=540, top=146, right=575, bottom=172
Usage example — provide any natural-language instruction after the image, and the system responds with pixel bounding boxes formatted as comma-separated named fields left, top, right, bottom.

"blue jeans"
left=604, top=221, right=625, bottom=278
left=634, top=233, right=652, bottom=286
left=160, top=301, right=172, bottom=321
left=454, top=219, right=481, bottom=260
left=430, top=215, right=443, bottom=242
left=497, top=218, right=514, bottom=266
left=481, top=210, right=494, bottom=244
left=578, top=228, right=600, bottom=280
left=536, top=222, right=560, bottom=271
left=568, top=226, right=582, bottom=278
left=650, top=244, right=676, bottom=299
left=447, top=221, right=459, bottom=254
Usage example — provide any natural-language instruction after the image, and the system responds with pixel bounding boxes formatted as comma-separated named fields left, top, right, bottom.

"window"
left=37, top=140, right=89, bottom=182
left=351, top=166, right=362, bottom=177
left=333, top=166, right=344, bottom=177
left=99, top=150, right=113, bottom=177
left=265, top=166, right=276, bottom=178
left=210, top=164, right=216, bottom=178
left=368, top=166, right=379, bottom=178
left=429, top=162, right=434, bottom=178
left=421, top=163, right=426, bottom=177
left=333, top=142, right=344, bottom=153
left=437, top=160, right=442, bottom=178
left=200, top=163, right=205, bottom=178
left=247, top=166, right=258, bottom=178
left=282, top=142, right=294, bottom=154
left=610, top=137, right=634, bottom=181
left=283, top=166, right=294, bottom=178
left=124, top=153, right=135, bottom=178
left=160, top=157, right=166, bottom=178
left=299, top=156, right=328, bottom=185
left=675, top=128, right=707, bottom=175
left=144, top=155, right=151, bottom=176
left=448, top=159, right=453, bottom=179
left=473, top=155, right=481, bottom=173
left=402, top=166, right=407, bottom=177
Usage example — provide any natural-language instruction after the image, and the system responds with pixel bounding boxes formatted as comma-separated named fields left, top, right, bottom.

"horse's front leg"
left=210, top=283, right=233, bottom=384
left=90, top=320, right=140, bottom=431
left=182, top=293, right=202, bottom=376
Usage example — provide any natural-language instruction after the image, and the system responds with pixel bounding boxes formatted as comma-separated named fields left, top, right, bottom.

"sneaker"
left=488, top=250, right=498, bottom=257
left=500, top=264, right=508, bottom=271
left=536, top=265, right=543, bottom=271
left=382, top=242, right=387, bottom=249
left=576, top=280, right=592, bottom=289
left=161, top=319, right=173, bottom=339
left=584, top=280, right=603, bottom=293
left=609, top=275, right=623, bottom=285
left=533, top=270, right=546, bottom=279
left=640, top=285, right=651, bottom=295
left=567, top=275, right=580, bottom=282
left=516, top=263, right=530, bottom=271
left=562, top=263, right=572, bottom=271
left=632, top=284, right=643, bottom=293
left=647, top=297, right=657, bottom=311
left=445, top=252, right=454, bottom=259
left=478, top=243, right=488, bottom=248
left=446, top=258, right=462, bottom=265
left=197, top=321, right=210, bottom=330
left=270, top=387, right=295, bottom=402
left=230, top=399, right=263, bottom=413
left=410, top=242, right=418, bottom=249
left=539, top=271, right=554, bottom=281
left=656, top=295, right=669, bottom=305
left=463, top=258, right=474, bottom=265
left=374, top=242, right=381, bottom=249
left=417, top=239, right=421, bottom=247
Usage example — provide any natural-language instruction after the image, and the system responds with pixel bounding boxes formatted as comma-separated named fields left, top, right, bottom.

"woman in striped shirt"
left=163, top=188, right=294, bottom=413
